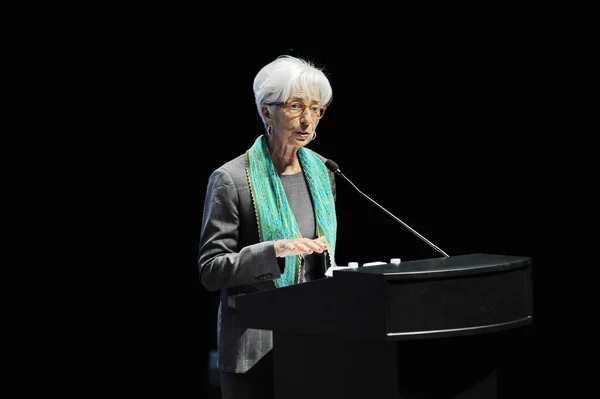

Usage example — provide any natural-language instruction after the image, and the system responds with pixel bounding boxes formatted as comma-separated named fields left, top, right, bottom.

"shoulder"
left=208, top=153, right=248, bottom=187
left=218, top=154, right=246, bottom=174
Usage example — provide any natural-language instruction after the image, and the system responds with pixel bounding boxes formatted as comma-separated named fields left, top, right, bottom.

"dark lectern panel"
left=237, top=253, right=533, bottom=341
left=235, top=253, right=532, bottom=398
left=384, top=265, right=533, bottom=339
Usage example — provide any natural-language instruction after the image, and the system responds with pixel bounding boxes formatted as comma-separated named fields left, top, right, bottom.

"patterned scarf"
left=246, top=134, right=337, bottom=288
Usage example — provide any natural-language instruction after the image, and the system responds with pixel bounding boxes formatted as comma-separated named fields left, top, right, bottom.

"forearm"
left=199, top=241, right=282, bottom=291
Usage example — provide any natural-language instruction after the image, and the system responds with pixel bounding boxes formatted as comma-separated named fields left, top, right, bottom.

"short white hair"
left=253, top=55, right=333, bottom=128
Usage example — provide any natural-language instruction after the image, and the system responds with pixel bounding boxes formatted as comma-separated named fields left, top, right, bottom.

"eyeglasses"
left=267, top=101, right=327, bottom=119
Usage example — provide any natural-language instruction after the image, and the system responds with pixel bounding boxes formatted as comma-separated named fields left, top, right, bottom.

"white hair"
left=253, top=55, right=333, bottom=128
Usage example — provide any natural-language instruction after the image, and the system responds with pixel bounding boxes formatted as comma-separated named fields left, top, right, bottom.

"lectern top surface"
left=335, top=253, right=531, bottom=280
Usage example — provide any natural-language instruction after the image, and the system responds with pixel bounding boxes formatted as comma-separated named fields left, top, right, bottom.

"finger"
left=279, top=240, right=298, bottom=253
left=285, top=242, right=299, bottom=251
left=316, top=235, right=328, bottom=244
left=302, top=240, right=324, bottom=253
left=288, top=239, right=312, bottom=254
left=314, top=236, right=329, bottom=249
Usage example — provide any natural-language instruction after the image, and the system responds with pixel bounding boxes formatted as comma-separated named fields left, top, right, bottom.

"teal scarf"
left=246, top=135, right=337, bottom=288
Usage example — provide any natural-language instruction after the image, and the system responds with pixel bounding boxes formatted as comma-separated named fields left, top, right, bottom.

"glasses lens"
left=288, top=103, right=303, bottom=115
left=287, top=102, right=324, bottom=118
left=310, top=106, right=323, bottom=117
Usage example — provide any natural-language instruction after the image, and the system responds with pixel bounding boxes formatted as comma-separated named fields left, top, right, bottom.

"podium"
left=236, top=253, right=533, bottom=399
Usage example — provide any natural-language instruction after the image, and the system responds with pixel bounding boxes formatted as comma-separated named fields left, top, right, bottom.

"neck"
left=268, top=137, right=301, bottom=175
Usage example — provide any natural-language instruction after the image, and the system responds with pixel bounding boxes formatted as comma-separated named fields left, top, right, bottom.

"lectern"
left=235, top=253, right=533, bottom=399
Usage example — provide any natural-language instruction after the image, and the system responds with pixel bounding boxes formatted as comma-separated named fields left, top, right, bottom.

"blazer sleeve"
left=198, top=167, right=283, bottom=291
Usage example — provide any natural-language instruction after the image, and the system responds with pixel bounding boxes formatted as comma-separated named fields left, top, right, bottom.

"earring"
left=266, top=125, right=273, bottom=137
left=311, top=131, right=317, bottom=141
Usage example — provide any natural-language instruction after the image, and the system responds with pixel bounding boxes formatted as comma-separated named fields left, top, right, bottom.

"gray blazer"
left=198, top=151, right=336, bottom=373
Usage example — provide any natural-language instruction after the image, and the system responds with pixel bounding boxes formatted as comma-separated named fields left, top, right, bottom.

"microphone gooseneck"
left=325, top=159, right=449, bottom=258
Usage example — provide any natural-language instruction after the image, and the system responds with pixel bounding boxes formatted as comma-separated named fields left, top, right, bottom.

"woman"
left=198, top=55, right=337, bottom=399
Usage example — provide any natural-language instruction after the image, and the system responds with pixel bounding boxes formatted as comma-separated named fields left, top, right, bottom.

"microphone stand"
left=331, top=165, right=449, bottom=258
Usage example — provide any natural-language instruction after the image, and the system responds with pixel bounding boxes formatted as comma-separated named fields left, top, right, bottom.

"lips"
left=295, top=131, right=311, bottom=138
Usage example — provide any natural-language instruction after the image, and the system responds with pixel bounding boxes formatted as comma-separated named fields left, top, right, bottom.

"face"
left=265, top=86, right=323, bottom=149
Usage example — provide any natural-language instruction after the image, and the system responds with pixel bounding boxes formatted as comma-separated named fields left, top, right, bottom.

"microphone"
left=325, top=159, right=449, bottom=258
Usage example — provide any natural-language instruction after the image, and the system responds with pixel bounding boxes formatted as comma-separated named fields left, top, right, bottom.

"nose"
left=299, top=108, right=315, bottom=124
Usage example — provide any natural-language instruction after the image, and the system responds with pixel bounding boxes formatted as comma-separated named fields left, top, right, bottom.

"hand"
left=274, top=236, right=329, bottom=258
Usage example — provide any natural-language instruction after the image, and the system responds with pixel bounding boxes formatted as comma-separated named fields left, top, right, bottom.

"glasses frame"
left=266, top=101, right=327, bottom=119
